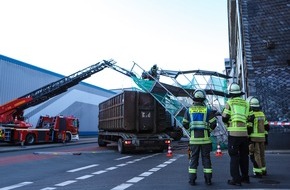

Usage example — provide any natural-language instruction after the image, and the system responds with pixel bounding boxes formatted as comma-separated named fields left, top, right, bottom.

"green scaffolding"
left=130, top=65, right=229, bottom=151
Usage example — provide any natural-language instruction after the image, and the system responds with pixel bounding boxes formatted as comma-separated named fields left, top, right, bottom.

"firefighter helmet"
left=247, top=96, right=260, bottom=107
left=228, top=83, right=241, bottom=94
left=151, top=64, right=158, bottom=71
left=192, top=89, right=206, bottom=102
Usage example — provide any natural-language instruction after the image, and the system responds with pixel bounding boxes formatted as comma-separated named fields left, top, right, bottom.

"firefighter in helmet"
left=222, top=82, right=254, bottom=186
left=142, top=64, right=159, bottom=80
left=183, top=89, right=217, bottom=186
left=247, top=96, right=269, bottom=178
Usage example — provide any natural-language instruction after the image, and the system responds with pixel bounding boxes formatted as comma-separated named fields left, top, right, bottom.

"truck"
left=0, top=115, right=79, bottom=145
left=0, top=59, right=118, bottom=145
left=97, top=90, right=172, bottom=154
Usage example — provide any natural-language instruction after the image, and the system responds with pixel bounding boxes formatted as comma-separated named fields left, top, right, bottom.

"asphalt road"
left=1, top=138, right=290, bottom=190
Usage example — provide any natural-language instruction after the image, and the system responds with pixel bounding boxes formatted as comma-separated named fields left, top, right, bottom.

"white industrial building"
left=0, top=54, right=116, bottom=136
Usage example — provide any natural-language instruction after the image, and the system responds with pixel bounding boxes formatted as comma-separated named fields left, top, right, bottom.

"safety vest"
left=224, top=97, right=249, bottom=135
left=188, top=105, right=212, bottom=144
left=249, top=111, right=267, bottom=142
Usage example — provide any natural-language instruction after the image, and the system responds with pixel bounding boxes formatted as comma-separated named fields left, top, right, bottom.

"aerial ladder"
left=0, top=59, right=125, bottom=127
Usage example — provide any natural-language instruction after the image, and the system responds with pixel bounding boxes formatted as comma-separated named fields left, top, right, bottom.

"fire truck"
left=0, top=59, right=121, bottom=145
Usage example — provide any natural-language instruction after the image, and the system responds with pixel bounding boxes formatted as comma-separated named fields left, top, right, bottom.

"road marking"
left=115, top=156, right=132, bottom=160
left=106, top=166, right=118, bottom=171
left=55, top=180, right=77, bottom=186
left=67, top=164, right=99, bottom=172
left=0, top=182, right=33, bottom=190
left=111, top=155, right=184, bottom=190
left=139, top=172, right=153, bottom=177
left=126, top=161, right=136, bottom=164
left=40, top=187, right=56, bottom=190
left=92, top=170, right=107, bottom=175
left=116, top=163, right=127, bottom=167
left=40, top=153, right=161, bottom=190
left=156, top=164, right=167, bottom=167
left=76, top=175, right=94, bottom=180
left=33, top=152, right=81, bottom=155
left=127, top=177, right=144, bottom=183
left=149, top=167, right=161, bottom=172
left=111, top=183, right=133, bottom=190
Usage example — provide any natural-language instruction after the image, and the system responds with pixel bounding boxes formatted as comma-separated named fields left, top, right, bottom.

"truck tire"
left=25, top=134, right=35, bottom=145
left=65, top=133, right=72, bottom=142
left=118, top=138, right=125, bottom=154
left=98, top=137, right=107, bottom=147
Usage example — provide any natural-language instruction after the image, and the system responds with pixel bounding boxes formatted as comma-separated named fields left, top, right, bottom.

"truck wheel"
left=65, top=133, right=72, bottom=142
left=98, top=138, right=107, bottom=147
left=25, top=134, right=35, bottom=145
left=118, top=138, right=125, bottom=154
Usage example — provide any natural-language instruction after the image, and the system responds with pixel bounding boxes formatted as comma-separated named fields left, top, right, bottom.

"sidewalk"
left=0, top=137, right=98, bottom=153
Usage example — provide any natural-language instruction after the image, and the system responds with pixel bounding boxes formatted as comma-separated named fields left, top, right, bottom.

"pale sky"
left=0, top=0, right=229, bottom=90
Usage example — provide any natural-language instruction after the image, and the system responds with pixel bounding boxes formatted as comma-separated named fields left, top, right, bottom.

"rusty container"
left=98, top=91, right=167, bottom=133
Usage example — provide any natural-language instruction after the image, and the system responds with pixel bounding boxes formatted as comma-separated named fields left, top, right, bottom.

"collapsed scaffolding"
left=106, top=61, right=230, bottom=149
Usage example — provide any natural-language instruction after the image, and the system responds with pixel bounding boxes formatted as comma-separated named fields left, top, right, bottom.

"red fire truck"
left=0, top=59, right=118, bottom=145
left=0, top=115, right=79, bottom=145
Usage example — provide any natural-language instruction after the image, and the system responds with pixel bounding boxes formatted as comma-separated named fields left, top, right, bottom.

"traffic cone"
left=215, top=144, right=223, bottom=157
left=166, top=143, right=173, bottom=157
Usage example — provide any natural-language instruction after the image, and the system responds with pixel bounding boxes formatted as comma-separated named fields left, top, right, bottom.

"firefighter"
left=247, top=96, right=269, bottom=178
left=142, top=64, right=159, bottom=80
left=182, top=89, right=217, bottom=186
left=222, top=83, right=254, bottom=186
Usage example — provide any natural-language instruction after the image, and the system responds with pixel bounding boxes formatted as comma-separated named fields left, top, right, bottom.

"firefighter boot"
left=204, top=174, right=212, bottom=185
left=188, top=174, right=196, bottom=186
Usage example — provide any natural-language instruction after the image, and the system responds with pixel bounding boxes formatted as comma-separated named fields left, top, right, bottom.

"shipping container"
left=98, top=91, right=172, bottom=153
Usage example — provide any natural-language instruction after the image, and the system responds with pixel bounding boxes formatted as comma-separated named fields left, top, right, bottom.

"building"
left=227, top=0, right=290, bottom=149
left=227, top=0, right=290, bottom=122
left=0, top=55, right=116, bottom=136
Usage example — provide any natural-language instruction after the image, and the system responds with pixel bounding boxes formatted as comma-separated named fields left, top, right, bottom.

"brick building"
left=227, top=0, right=290, bottom=122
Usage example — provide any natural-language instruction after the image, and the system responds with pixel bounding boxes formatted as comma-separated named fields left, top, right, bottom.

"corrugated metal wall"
left=0, top=55, right=116, bottom=136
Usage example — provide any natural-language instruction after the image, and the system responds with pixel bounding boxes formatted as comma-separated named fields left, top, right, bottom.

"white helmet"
left=228, top=83, right=241, bottom=94
left=192, top=89, right=206, bottom=102
left=247, top=96, right=260, bottom=107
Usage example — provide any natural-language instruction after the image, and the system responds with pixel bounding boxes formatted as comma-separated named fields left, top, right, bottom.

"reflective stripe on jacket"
left=249, top=111, right=268, bottom=142
left=222, top=97, right=250, bottom=136
left=185, top=104, right=216, bottom=144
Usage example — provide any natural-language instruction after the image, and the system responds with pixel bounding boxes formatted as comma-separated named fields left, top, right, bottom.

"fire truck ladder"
left=16, top=59, right=117, bottom=111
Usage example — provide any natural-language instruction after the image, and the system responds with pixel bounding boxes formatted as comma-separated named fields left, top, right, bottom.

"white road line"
left=67, top=164, right=99, bottom=172
left=111, top=155, right=181, bottom=190
left=116, top=163, right=127, bottom=167
left=127, top=177, right=144, bottom=183
left=55, top=180, right=77, bottom=187
left=139, top=172, right=153, bottom=177
left=149, top=167, right=161, bottom=172
left=40, top=187, right=56, bottom=190
left=92, top=170, right=107, bottom=175
left=76, top=175, right=94, bottom=180
left=0, top=182, right=33, bottom=190
left=126, top=161, right=135, bottom=164
left=115, top=156, right=132, bottom=160
left=156, top=164, right=167, bottom=167
left=111, top=183, right=133, bottom=190
left=106, top=166, right=118, bottom=171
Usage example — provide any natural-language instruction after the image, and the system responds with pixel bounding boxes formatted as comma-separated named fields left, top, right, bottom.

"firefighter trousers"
left=188, top=143, right=212, bottom=182
left=249, top=141, right=266, bottom=175
left=228, top=136, right=249, bottom=183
